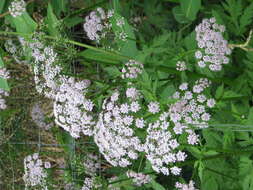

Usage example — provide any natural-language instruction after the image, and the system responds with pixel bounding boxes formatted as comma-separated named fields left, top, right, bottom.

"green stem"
left=0, top=31, right=130, bottom=61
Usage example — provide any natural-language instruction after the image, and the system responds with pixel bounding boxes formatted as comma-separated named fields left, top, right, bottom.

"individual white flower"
left=135, top=118, right=145, bottom=128
left=176, top=61, right=187, bottom=71
left=175, top=180, right=198, bottom=190
left=126, top=170, right=151, bottom=186
left=170, top=166, right=181, bottom=175
left=148, top=101, right=160, bottom=114
left=207, top=98, right=216, bottom=108
left=121, top=60, right=144, bottom=79
left=179, top=83, right=188, bottom=91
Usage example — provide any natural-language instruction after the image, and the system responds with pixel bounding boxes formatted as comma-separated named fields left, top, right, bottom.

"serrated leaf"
left=215, top=84, right=224, bottom=99
left=103, top=66, right=121, bottom=77
left=172, top=6, right=189, bottom=23
left=239, top=2, right=253, bottom=35
left=46, top=3, right=60, bottom=37
left=51, top=0, right=68, bottom=17
left=184, top=31, right=197, bottom=50
left=110, top=12, right=138, bottom=57
left=180, top=0, right=201, bottom=21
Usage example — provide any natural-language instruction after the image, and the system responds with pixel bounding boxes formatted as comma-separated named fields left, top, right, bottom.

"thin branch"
left=228, top=30, right=253, bottom=51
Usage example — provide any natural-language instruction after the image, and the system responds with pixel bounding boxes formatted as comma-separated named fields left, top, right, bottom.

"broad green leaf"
left=172, top=6, right=189, bottom=24
left=110, top=12, right=138, bottom=57
left=180, top=0, right=201, bottom=21
left=215, top=84, right=224, bottom=99
left=212, top=10, right=225, bottom=25
left=79, top=49, right=125, bottom=65
left=184, top=31, right=197, bottom=50
left=201, top=174, right=219, bottom=190
left=63, top=16, right=83, bottom=28
left=46, top=3, right=60, bottom=37
left=150, top=179, right=166, bottom=190
left=11, top=12, right=37, bottom=33
left=103, top=66, right=121, bottom=77
left=51, top=0, right=68, bottom=17
left=0, top=0, right=5, bottom=14
left=222, top=90, right=245, bottom=99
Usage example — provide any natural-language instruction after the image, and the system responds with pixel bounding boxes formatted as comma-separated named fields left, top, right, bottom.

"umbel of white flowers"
left=9, top=0, right=26, bottom=17
left=195, top=17, right=231, bottom=71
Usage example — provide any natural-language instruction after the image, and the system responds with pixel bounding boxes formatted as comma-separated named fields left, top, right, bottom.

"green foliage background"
left=1, top=0, right=253, bottom=189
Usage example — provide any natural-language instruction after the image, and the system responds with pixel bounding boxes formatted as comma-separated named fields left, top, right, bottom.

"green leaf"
left=172, top=6, right=189, bottom=23
left=0, top=0, right=5, bottom=14
left=222, top=0, right=242, bottom=28
left=222, top=90, right=245, bottom=99
left=180, top=0, right=201, bottom=21
left=110, top=12, right=138, bottom=57
left=11, top=12, right=37, bottom=33
left=201, top=174, right=219, bottom=190
left=103, top=66, right=121, bottom=77
left=0, top=56, right=9, bottom=91
left=150, top=179, right=166, bottom=190
left=215, top=83, right=224, bottom=99
left=239, top=2, right=253, bottom=35
left=63, top=16, right=83, bottom=28
left=79, top=49, right=124, bottom=65
left=184, top=31, right=197, bottom=50
left=46, top=3, right=60, bottom=37
left=51, top=0, right=68, bottom=17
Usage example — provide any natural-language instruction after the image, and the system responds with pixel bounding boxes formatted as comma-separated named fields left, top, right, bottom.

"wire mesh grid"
left=0, top=122, right=103, bottom=190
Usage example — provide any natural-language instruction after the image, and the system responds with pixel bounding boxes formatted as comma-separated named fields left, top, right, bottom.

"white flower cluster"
left=83, top=154, right=101, bottom=175
left=121, top=60, right=144, bottom=79
left=54, top=77, right=95, bottom=138
left=195, top=17, right=231, bottom=71
left=81, top=177, right=94, bottom=190
left=0, top=67, right=10, bottom=110
left=115, top=16, right=128, bottom=41
left=21, top=36, right=61, bottom=99
left=23, top=153, right=51, bottom=190
left=170, top=78, right=215, bottom=145
left=94, top=89, right=143, bottom=167
left=176, top=61, right=187, bottom=71
left=5, top=39, right=27, bottom=64
left=31, top=102, right=53, bottom=130
left=175, top=180, right=198, bottom=190
left=8, top=0, right=26, bottom=17
left=126, top=170, right=151, bottom=186
left=81, top=177, right=101, bottom=190
left=144, top=112, right=186, bottom=176
left=83, top=8, right=114, bottom=42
